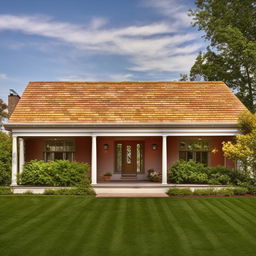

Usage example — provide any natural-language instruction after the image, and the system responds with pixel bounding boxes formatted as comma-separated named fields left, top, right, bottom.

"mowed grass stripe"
left=23, top=197, right=96, bottom=256
left=109, top=198, right=128, bottom=255
left=201, top=199, right=256, bottom=246
left=0, top=196, right=54, bottom=231
left=61, top=198, right=110, bottom=256
left=1, top=197, right=256, bottom=256
left=221, top=198, right=256, bottom=226
left=181, top=200, right=221, bottom=249
left=158, top=199, right=193, bottom=256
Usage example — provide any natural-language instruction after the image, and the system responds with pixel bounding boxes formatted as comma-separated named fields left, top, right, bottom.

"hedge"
left=20, top=160, right=90, bottom=186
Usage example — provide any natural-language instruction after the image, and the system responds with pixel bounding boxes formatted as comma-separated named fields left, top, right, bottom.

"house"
left=5, top=81, right=247, bottom=188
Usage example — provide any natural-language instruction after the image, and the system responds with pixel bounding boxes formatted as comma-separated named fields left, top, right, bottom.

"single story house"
left=5, top=81, right=247, bottom=186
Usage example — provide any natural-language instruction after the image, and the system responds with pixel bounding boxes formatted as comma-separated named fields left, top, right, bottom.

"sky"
left=0, top=0, right=206, bottom=101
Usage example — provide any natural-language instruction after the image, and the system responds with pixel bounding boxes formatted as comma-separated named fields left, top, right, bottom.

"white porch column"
left=11, top=136, right=18, bottom=186
left=19, top=138, right=25, bottom=174
left=162, top=135, right=168, bottom=185
left=91, top=135, right=97, bottom=185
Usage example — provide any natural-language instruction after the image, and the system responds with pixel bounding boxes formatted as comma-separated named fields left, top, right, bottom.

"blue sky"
left=0, top=0, right=205, bottom=101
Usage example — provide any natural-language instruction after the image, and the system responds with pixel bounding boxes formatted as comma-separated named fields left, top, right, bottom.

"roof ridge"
left=29, top=81, right=225, bottom=84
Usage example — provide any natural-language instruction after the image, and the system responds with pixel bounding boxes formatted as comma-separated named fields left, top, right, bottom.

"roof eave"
left=4, top=122, right=239, bottom=130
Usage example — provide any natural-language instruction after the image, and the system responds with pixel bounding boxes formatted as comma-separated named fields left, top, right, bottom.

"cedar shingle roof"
left=9, top=81, right=247, bottom=124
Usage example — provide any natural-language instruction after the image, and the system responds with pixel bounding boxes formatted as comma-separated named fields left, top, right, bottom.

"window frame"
left=44, top=139, right=75, bottom=162
left=178, top=140, right=210, bottom=166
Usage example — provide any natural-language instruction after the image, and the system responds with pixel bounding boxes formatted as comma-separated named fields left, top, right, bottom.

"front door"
left=122, top=142, right=137, bottom=174
left=115, top=141, right=144, bottom=175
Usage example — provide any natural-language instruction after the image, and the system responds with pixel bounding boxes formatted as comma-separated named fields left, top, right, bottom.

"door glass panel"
left=126, top=145, right=132, bottom=164
left=116, top=143, right=122, bottom=172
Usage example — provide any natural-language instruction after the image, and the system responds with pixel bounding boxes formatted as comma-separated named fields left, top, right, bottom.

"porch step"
left=96, top=193, right=168, bottom=198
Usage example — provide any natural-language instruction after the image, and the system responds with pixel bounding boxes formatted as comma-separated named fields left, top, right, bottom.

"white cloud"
left=142, top=0, right=192, bottom=27
left=0, top=74, right=7, bottom=79
left=59, top=73, right=134, bottom=81
left=0, top=5, right=202, bottom=73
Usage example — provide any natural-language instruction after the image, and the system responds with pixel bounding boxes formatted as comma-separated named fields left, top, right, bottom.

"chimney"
left=8, top=89, right=20, bottom=116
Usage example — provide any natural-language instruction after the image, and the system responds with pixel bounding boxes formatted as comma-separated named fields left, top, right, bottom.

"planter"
left=103, top=176, right=111, bottom=182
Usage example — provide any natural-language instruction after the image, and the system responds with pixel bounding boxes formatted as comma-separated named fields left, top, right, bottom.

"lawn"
left=1, top=197, right=256, bottom=256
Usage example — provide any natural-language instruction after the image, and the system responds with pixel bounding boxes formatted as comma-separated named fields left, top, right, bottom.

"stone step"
left=96, top=193, right=168, bottom=198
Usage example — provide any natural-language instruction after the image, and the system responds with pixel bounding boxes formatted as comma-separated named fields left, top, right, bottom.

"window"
left=179, top=140, right=209, bottom=166
left=44, top=140, right=75, bottom=162
left=136, top=143, right=144, bottom=173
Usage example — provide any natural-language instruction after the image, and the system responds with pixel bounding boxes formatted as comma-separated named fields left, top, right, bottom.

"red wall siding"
left=167, top=136, right=235, bottom=169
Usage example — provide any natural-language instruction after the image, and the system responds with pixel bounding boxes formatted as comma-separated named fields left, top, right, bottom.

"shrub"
left=216, top=188, right=234, bottom=196
left=22, top=190, right=34, bottom=195
left=0, top=186, right=13, bottom=195
left=168, top=160, right=208, bottom=184
left=207, top=166, right=232, bottom=185
left=167, top=188, right=193, bottom=196
left=44, top=187, right=95, bottom=196
left=193, top=188, right=216, bottom=196
left=233, top=187, right=248, bottom=195
left=0, top=132, right=12, bottom=185
left=20, top=160, right=90, bottom=186
left=246, top=185, right=256, bottom=195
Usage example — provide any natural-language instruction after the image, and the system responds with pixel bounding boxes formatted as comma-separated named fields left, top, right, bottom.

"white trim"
left=162, top=136, right=167, bottom=185
left=11, top=136, right=18, bottom=186
left=91, top=136, right=97, bottom=185
left=19, top=138, right=25, bottom=174
left=11, top=127, right=239, bottom=137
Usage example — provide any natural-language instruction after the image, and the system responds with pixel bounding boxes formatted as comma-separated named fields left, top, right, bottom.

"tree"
left=222, top=111, right=256, bottom=174
left=0, top=132, right=12, bottom=185
left=0, top=98, right=8, bottom=125
left=189, top=0, right=256, bottom=112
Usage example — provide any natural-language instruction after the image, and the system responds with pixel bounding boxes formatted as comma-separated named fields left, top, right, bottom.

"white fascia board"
left=12, top=127, right=239, bottom=137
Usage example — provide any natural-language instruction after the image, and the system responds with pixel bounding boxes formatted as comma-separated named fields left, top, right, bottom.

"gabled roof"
left=8, top=81, right=247, bottom=125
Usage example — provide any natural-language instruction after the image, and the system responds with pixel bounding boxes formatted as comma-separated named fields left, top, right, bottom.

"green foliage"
left=189, top=1, right=256, bottom=112
left=193, top=188, right=216, bottom=196
left=223, top=111, right=256, bottom=174
left=0, top=98, right=8, bottom=124
left=216, top=188, right=234, bottom=196
left=20, top=160, right=90, bottom=186
left=0, top=132, right=12, bottom=185
left=167, top=188, right=193, bottom=196
left=103, top=172, right=112, bottom=176
left=44, top=186, right=95, bottom=196
left=207, top=166, right=232, bottom=185
left=246, top=185, right=256, bottom=195
left=233, top=187, right=248, bottom=195
left=0, top=186, right=13, bottom=195
left=169, top=160, right=208, bottom=184
left=22, top=191, right=34, bottom=195
left=169, top=160, right=249, bottom=185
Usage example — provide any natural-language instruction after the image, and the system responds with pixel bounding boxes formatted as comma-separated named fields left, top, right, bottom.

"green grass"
left=1, top=196, right=256, bottom=256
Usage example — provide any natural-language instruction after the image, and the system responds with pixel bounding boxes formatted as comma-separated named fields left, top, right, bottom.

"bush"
left=0, top=186, right=13, bottom=195
left=216, top=188, right=234, bottom=196
left=20, top=160, right=90, bottom=186
left=246, top=185, right=256, bottom=195
left=22, top=191, right=34, bottom=195
left=0, top=132, right=12, bottom=185
left=193, top=188, right=216, bottom=195
left=167, top=188, right=193, bottom=196
left=44, top=187, right=95, bottom=196
left=233, top=187, right=248, bottom=195
left=168, top=160, right=208, bottom=184
left=168, top=160, right=250, bottom=186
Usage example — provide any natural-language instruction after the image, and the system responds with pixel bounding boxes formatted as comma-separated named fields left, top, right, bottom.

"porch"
left=10, top=126, right=237, bottom=187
